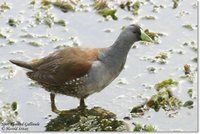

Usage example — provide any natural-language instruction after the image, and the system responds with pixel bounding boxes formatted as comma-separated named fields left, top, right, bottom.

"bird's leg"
left=50, top=93, right=60, bottom=114
left=79, top=98, right=87, bottom=112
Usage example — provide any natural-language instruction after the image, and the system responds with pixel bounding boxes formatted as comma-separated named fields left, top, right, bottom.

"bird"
left=10, top=24, right=152, bottom=114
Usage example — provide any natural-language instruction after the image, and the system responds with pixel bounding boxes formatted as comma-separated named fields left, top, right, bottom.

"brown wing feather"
left=27, top=47, right=103, bottom=85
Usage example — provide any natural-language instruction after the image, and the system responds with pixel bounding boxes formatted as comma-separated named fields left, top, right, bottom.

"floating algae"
left=0, top=2, right=11, bottom=13
left=131, top=78, right=194, bottom=117
left=30, top=0, right=36, bottom=5
left=98, top=9, right=118, bottom=20
left=192, top=57, right=197, bottom=63
left=0, top=30, right=7, bottom=38
left=28, top=41, right=44, bottom=47
left=0, top=102, right=19, bottom=124
left=152, top=4, right=164, bottom=13
left=93, top=0, right=108, bottom=10
left=44, top=12, right=55, bottom=28
left=8, top=18, right=19, bottom=27
left=103, top=28, right=113, bottom=33
left=92, top=0, right=118, bottom=21
left=141, top=51, right=170, bottom=64
left=182, top=24, right=195, bottom=30
left=7, top=38, right=17, bottom=45
left=141, top=15, right=157, bottom=20
left=146, top=66, right=157, bottom=73
left=119, top=1, right=141, bottom=15
left=144, top=29, right=158, bottom=41
left=46, top=107, right=128, bottom=131
left=51, top=0, right=75, bottom=12
left=187, top=89, right=193, bottom=98
left=55, top=20, right=66, bottom=26
left=41, top=0, right=51, bottom=7
left=154, top=79, right=178, bottom=91
left=131, top=88, right=182, bottom=116
left=133, top=123, right=157, bottom=132
left=34, top=9, right=67, bottom=28
left=183, top=100, right=193, bottom=108
left=154, top=52, right=169, bottom=64
left=0, top=62, right=17, bottom=80
left=184, top=64, right=191, bottom=75
left=172, top=0, right=180, bottom=9
left=132, top=1, right=141, bottom=15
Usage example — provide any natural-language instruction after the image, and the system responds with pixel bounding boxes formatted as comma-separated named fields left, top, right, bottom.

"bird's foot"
left=52, top=107, right=61, bottom=114
left=50, top=93, right=61, bottom=114
left=77, top=105, right=87, bottom=114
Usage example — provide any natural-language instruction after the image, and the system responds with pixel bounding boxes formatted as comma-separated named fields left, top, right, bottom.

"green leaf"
left=133, top=124, right=142, bottom=131
left=187, top=89, right=193, bottom=98
left=144, top=124, right=157, bottom=132
left=98, top=9, right=118, bottom=20
left=11, top=102, right=17, bottom=111
left=55, top=20, right=66, bottom=26
left=183, top=100, right=193, bottom=107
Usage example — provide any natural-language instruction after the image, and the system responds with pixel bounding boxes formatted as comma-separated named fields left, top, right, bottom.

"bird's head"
left=123, top=24, right=153, bottom=43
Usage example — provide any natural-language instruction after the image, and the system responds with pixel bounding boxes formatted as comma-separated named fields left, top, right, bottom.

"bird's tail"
left=9, top=60, right=33, bottom=70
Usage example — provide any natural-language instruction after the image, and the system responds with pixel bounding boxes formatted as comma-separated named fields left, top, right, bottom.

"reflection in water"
left=45, top=107, right=129, bottom=132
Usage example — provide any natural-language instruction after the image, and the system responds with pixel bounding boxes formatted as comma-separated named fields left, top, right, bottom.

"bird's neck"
left=111, top=36, right=134, bottom=55
left=107, top=34, right=135, bottom=59
left=100, top=36, right=135, bottom=66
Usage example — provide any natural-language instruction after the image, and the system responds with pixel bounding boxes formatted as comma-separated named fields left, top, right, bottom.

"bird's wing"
left=27, top=47, right=104, bottom=85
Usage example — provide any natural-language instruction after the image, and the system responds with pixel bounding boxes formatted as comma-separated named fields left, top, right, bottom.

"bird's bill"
left=140, top=30, right=153, bottom=42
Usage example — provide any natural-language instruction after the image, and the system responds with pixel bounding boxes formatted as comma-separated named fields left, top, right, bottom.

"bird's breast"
left=80, top=59, right=125, bottom=97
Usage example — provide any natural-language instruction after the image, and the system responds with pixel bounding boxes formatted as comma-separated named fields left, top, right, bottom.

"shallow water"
left=0, top=0, right=198, bottom=132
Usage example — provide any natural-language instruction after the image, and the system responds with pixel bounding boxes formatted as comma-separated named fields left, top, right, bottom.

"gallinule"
left=10, top=24, right=152, bottom=114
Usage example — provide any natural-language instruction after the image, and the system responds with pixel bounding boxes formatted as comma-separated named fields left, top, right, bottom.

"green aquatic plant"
left=46, top=107, right=128, bottom=131
left=44, top=12, right=55, bottom=28
left=41, top=0, right=75, bottom=12
left=131, top=76, right=195, bottom=117
left=132, top=1, right=140, bottom=15
left=143, top=124, right=157, bottom=132
left=11, top=102, right=17, bottom=111
left=93, top=0, right=118, bottom=20
left=28, top=41, right=44, bottom=47
left=146, top=66, right=157, bottom=73
left=133, top=123, right=142, bottom=131
left=152, top=4, right=164, bottom=13
left=41, top=0, right=51, bottom=6
left=192, top=57, right=197, bottom=63
left=172, top=0, right=179, bottom=9
left=55, top=20, right=66, bottom=26
left=144, top=29, right=158, bottom=41
left=0, top=32, right=7, bottom=38
left=155, top=79, right=178, bottom=91
left=52, top=0, right=75, bottom=12
left=30, top=0, right=36, bottom=5
left=187, top=89, right=193, bottom=98
left=0, top=2, right=11, bottom=12
left=98, top=9, right=118, bottom=20
left=183, top=100, right=193, bottom=108
left=34, top=8, right=67, bottom=28
left=131, top=78, right=183, bottom=116
left=93, top=0, right=108, bottom=10
left=7, top=39, right=17, bottom=45
left=0, top=102, right=19, bottom=124
left=182, top=24, right=195, bottom=30
left=8, top=18, right=19, bottom=27
left=133, top=123, right=157, bottom=132
left=146, top=89, right=182, bottom=112
left=119, top=1, right=141, bottom=15
left=131, top=89, right=182, bottom=114
left=142, top=15, right=157, bottom=20
left=184, top=64, right=191, bottom=75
